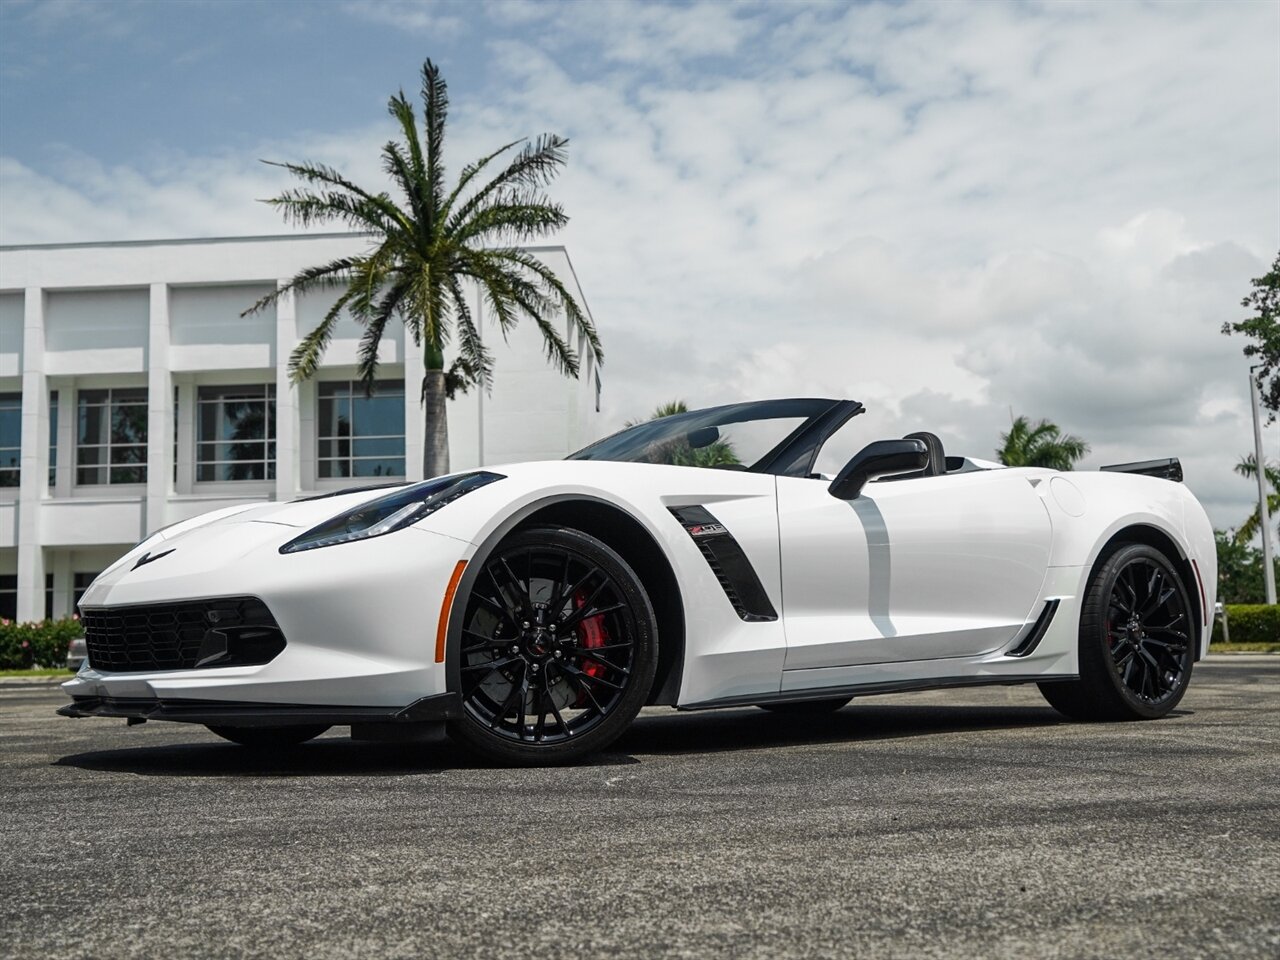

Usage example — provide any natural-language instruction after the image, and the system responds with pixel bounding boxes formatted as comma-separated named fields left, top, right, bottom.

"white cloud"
left=1, top=0, right=1277, bottom=535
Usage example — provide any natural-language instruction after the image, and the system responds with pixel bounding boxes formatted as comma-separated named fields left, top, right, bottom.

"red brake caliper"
left=572, top=591, right=609, bottom=705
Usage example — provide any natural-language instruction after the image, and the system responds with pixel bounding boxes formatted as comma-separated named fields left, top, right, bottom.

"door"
left=775, top=468, right=1053, bottom=676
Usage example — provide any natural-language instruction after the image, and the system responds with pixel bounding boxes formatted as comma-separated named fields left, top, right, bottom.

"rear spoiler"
left=1099, top=458, right=1183, bottom=482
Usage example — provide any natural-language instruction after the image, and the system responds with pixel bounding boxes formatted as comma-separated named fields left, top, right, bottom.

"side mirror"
left=828, top=439, right=929, bottom=500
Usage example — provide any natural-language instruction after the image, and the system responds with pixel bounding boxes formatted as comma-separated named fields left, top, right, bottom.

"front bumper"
left=58, top=691, right=463, bottom=727
left=62, top=520, right=477, bottom=713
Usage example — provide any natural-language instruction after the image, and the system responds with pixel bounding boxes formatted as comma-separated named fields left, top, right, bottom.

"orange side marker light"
left=436, top=560, right=468, bottom=663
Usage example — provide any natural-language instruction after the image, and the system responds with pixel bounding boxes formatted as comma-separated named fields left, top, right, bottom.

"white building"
left=0, top=233, right=602, bottom=621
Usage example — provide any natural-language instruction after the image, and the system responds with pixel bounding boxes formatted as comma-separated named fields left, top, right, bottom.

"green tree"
left=626, top=400, right=741, bottom=468
left=245, top=59, right=600, bottom=477
left=997, top=416, right=1089, bottom=470
left=1221, top=251, right=1280, bottom=421
left=1232, top=454, right=1280, bottom=545
left=1215, top=529, right=1280, bottom=604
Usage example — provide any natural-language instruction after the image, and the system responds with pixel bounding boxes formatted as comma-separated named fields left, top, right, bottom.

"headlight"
left=280, top=471, right=504, bottom=554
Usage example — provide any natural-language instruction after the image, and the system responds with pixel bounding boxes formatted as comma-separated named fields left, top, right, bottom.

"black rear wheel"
left=206, top=725, right=330, bottom=748
left=1040, top=543, right=1194, bottom=721
left=447, top=527, right=657, bottom=765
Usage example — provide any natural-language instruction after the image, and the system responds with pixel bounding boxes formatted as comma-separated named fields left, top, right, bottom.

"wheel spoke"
left=461, top=656, right=520, bottom=675
left=550, top=565, right=600, bottom=616
left=558, top=663, right=607, bottom=713
left=566, top=641, right=634, bottom=654
left=561, top=600, right=625, bottom=632
left=474, top=591, right=520, bottom=627
left=547, top=693, right=572, bottom=737
left=578, top=651, right=630, bottom=675
left=488, top=662, right=527, bottom=729
left=1142, top=636, right=1187, bottom=653
left=561, top=662, right=625, bottom=691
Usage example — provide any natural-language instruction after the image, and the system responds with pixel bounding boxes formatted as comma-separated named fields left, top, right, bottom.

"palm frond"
left=381, top=139, right=432, bottom=235
left=259, top=159, right=410, bottom=228
left=445, top=134, right=568, bottom=234
left=485, top=246, right=601, bottom=362
left=356, top=280, right=410, bottom=392
left=242, top=257, right=361, bottom=316
left=288, top=287, right=355, bottom=383
left=438, top=138, right=523, bottom=223
left=421, top=59, right=448, bottom=209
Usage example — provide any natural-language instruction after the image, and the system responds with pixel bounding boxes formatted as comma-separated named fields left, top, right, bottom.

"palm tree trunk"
left=423, top=343, right=449, bottom=478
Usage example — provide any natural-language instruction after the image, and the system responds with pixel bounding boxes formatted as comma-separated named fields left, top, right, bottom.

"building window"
left=317, top=380, right=405, bottom=479
left=0, top=393, right=18, bottom=488
left=73, top=572, right=98, bottom=611
left=49, top=391, right=58, bottom=486
left=197, top=384, right=275, bottom=481
left=77, top=388, right=148, bottom=485
left=0, top=574, right=15, bottom=620
left=45, top=572, right=53, bottom=620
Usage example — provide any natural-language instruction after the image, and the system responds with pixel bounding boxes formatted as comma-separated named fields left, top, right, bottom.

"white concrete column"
left=16, top=287, right=47, bottom=620
left=53, top=382, right=74, bottom=498
left=51, top=550, right=72, bottom=619
left=274, top=284, right=301, bottom=500
left=144, top=283, right=172, bottom=535
left=404, top=334, right=425, bottom=482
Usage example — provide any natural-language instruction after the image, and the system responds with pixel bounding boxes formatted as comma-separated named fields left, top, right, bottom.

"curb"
left=0, top=677, right=71, bottom=690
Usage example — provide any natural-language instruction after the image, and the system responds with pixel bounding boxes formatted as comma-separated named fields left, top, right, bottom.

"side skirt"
left=676, top=673, right=1077, bottom=712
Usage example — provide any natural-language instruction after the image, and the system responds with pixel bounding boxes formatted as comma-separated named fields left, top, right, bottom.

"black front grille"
left=82, top=597, right=285, bottom=673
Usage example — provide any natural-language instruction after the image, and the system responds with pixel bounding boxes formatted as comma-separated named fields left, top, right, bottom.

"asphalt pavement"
left=2, top=658, right=1277, bottom=959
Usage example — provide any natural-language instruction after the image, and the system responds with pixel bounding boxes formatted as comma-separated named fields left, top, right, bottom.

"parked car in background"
left=66, top=636, right=86, bottom=671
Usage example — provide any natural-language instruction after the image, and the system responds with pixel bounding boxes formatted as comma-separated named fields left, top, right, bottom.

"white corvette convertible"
left=61, top=398, right=1216, bottom=764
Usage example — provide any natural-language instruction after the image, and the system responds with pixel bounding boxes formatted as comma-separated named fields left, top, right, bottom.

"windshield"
left=567, top=399, right=851, bottom=473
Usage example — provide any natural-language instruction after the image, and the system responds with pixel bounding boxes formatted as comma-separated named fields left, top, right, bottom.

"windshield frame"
left=567, top=398, right=864, bottom=478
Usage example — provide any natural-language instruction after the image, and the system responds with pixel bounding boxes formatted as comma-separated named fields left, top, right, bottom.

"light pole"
left=1248, top=366, right=1276, bottom=604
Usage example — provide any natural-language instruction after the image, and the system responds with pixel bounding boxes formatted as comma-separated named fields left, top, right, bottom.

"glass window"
left=49, top=391, right=58, bottom=486
left=317, top=380, right=405, bottom=479
left=0, top=574, right=15, bottom=620
left=0, top=393, right=18, bottom=488
left=73, top=572, right=98, bottom=610
left=44, top=572, right=53, bottom=620
left=196, top=385, right=276, bottom=482
left=77, top=388, right=148, bottom=485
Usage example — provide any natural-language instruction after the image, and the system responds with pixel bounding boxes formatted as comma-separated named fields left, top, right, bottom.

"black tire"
left=758, top=697, right=852, bottom=715
left=447, top=526, right=658, bottom=765
left=1039, top=543, right=1195, bottom=721
left=206, top=724, right=330, bottom=748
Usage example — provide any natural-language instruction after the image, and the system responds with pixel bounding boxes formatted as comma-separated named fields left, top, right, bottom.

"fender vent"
left=669, top=506, right=778, bottom=622
left=1007, top=599, right=1060, bottom=658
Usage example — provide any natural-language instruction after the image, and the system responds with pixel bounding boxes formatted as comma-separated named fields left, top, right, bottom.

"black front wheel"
left=1040, top=543, right=1194, bottom=721
left=447, top=526, right=658, bottom=765
left=206, top=725, right=330, bottom=748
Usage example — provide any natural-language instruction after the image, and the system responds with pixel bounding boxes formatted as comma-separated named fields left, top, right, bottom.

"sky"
left=1, top=0, right=1278, bottom=535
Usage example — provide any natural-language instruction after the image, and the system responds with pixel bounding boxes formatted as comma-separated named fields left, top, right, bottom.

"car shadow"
left=614, top=702, right=1070, bottom=755
left=54, top=702, right=1080, bottom=777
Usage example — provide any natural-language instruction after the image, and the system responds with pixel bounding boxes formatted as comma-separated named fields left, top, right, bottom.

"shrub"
left=1212, top=604, right=1280, bottom=644
left=0, top=617, right=84, bottom=670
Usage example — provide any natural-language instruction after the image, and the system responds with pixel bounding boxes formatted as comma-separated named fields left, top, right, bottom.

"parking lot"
left=2, top=657, right=1277, bottom=959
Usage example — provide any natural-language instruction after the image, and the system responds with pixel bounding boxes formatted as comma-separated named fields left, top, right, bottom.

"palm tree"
left=626, top=400, right=740, bottom=468
left=1232, top=454, right=1280, bottom=545
left=997, top=416, right=1089, bottom=470
left=244, top=59, right=600, bottom=477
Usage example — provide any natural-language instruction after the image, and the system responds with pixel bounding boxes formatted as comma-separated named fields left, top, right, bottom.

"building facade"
left=0, top=234, right=602, bottom=620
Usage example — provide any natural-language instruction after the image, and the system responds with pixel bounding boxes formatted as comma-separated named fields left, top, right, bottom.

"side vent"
left=1006, top=599, right=1060, bottom=657
left=669, top=506, right=778, bottom=623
